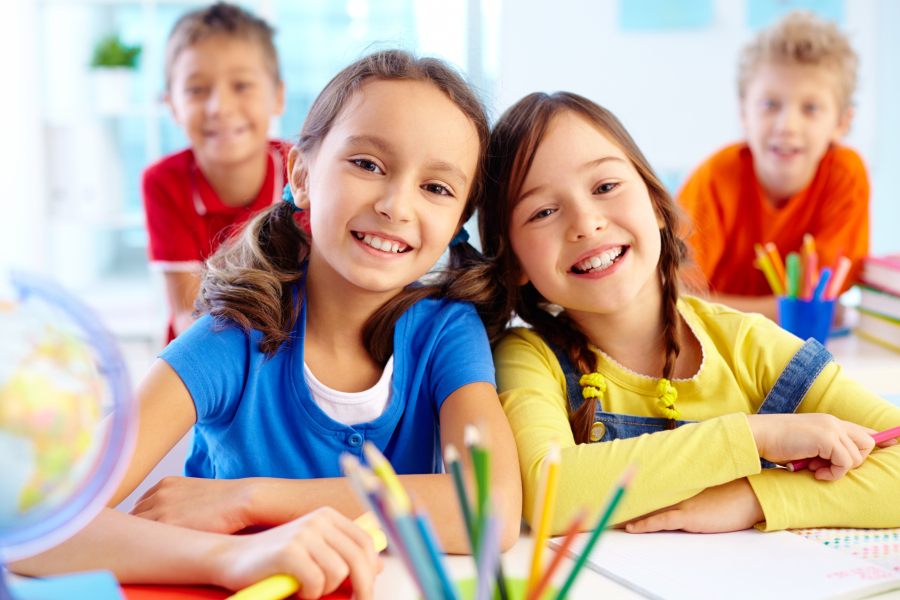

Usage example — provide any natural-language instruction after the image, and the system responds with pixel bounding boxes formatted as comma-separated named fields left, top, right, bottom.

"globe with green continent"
left=0, top=273, right=133, bottom=590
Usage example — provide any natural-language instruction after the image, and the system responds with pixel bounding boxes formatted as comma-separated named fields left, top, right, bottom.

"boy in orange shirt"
left=678, top=11, right=868, bottom=321
left=143, top=3, right=296, bottom=343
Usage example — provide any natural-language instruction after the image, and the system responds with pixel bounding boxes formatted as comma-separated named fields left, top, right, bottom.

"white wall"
left=493, top=0, right=899, bottom=254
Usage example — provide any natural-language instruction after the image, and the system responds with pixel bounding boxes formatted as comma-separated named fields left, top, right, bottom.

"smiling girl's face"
left=291, top=78, right=480, bottom=296
left=509, top=110, right=663, bottom=316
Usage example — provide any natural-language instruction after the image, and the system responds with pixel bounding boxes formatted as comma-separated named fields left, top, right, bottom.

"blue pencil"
left=415, top=507, right=461, bottom=600
left=814, top=266, right=833, bottom=300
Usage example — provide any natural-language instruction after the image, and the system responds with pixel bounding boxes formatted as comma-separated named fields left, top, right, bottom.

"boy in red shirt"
left=143, top=3, right=295, bottom=343
left=678, top=12, right=868, bottom=321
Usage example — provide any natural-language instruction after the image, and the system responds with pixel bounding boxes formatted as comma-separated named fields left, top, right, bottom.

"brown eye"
left=423, top=184, right=452, bottom=196
left=595, top=182, right=618, bottom=194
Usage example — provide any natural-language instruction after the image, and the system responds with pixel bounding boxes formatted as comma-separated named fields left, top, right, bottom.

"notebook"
left=547, top=529, right=900, bottom=600
left=793, top=528, right=900, bottom=573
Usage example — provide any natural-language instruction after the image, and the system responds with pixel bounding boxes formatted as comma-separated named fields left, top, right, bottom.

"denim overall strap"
left=757, top=338, right=834, bottom=415
left=543, top=337, right=593, bottom=415
left=754, top=338, right=834, bottom=469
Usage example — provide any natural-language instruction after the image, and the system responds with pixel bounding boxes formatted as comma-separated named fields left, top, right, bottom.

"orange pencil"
left=802, top=252, right=818, bottom=300
left=764, top=243, right=786, bottom=288
left=525, top=510, right=587, bottom=600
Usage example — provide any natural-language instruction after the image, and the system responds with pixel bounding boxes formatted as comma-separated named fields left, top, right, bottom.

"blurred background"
left=0, top=0, right=898, bottom=373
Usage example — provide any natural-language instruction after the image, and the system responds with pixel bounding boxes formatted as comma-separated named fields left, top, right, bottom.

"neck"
left=303, top=248, right=402, bottom=362
left=566, top=275, right=671, bottom=378
left=196, top=147, right=270, bottom=208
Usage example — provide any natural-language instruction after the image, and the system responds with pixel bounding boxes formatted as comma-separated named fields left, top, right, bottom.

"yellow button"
left=590, top=422, right=606, bottom=442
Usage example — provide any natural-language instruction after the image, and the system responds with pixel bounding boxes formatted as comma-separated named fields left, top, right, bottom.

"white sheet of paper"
left=549, top=529, right=900, bottom=600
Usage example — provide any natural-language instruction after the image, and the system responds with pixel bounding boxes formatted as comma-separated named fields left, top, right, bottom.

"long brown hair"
left=478, top=92, right=691, bottom=443
left=195, top=50, right=492, bottom=364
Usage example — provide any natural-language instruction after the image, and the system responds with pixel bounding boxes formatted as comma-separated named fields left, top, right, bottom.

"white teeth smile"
left=355, top=232, right=409, bottom=254
left=574, top=246, right=624, bottom=273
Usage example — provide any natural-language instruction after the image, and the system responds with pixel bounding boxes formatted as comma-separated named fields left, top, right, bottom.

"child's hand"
left=745, top=413, right=876, bottom=481
left=213, top=507, right=383, bottom=600
left=130, top=476, right=253, bottom=534
left=622, top=478, right=763, bottom=534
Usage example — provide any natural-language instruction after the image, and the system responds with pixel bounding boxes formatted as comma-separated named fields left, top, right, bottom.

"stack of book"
left=857, top=254, right=900, bottom=352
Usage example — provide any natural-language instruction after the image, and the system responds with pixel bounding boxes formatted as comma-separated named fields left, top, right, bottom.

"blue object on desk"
left=9, top=570, right=124, bottom=600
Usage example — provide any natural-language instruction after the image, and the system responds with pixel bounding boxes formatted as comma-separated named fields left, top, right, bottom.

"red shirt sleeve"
left=678, top=154, right=731, bottom=289
left=142, top=163, right=203, bottom=268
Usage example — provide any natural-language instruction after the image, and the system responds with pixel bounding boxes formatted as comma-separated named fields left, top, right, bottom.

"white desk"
left=828, top=333, right=900, bottom=398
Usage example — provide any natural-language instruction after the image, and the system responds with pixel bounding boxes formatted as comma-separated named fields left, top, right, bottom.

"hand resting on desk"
left=131, top=476, right=253, bottom=534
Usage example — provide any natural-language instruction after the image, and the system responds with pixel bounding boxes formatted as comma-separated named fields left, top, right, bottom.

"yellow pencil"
left=526, top=442, right=561, bottom=596
left=363, top=441, right=411, bottom=512
left=764, top=243, right=786, bottom=288
left=225, top=513, right=387, bottom=600
left=754, top=243, right=784, bottom=295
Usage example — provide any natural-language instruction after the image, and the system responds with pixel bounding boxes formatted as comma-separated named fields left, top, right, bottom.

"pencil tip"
left=444, top=443, right=460, bottom=464
left=620, top=463, right=639, bottom=487
left=464, top=423, right=481, bottom=447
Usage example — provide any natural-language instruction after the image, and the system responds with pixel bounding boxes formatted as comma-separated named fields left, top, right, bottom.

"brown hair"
left=478, top=92, right=691, bottom=443
left=164, top=2, right=280, bottom=89
left=738, top=11, right=858, bottom=110
left=194, top=50, right=492, bottom=365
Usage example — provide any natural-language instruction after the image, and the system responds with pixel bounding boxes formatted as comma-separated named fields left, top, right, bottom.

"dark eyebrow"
left=344, top=134, right=397, bottom=156
left=517, top=156, right=627, bottom=205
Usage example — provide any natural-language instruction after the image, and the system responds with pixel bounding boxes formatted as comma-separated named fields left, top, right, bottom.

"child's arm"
left=129, top=382, right=522, bottom=554
left=163, top=271, right=202, bottom=337
left=11, top=506, right=380, bottom=599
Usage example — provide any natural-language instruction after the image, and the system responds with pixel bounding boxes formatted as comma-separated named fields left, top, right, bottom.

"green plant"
left=91, top=35, right=142, bottom=68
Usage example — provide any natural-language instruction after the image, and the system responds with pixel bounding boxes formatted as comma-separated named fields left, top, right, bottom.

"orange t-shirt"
left=677, top=143, right=869, bottom=296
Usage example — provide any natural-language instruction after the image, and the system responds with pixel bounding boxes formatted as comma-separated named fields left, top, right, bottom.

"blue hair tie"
left=449, top=227, right=470, bottom=247
left=282, top=183, right=302, bottom=212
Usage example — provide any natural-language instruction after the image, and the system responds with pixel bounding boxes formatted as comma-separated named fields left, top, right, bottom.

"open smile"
left=571, top=245, right=628, bottom=275
left=352, top=231, right=412, bottom=254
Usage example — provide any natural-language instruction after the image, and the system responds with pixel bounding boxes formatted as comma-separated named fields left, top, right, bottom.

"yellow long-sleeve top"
left=495, top=296, right=900, bottom=535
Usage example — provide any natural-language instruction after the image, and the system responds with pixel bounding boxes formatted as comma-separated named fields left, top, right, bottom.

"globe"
left=0, top=272, right=134, bottom=591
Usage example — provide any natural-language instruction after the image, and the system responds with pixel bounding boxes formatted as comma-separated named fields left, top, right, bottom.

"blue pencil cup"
left=776, top=297, right=837, bottom=345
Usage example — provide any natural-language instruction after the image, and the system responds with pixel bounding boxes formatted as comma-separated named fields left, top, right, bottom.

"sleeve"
left=142, top=167, right=203, bottom=268
left=427, top=303, right=496, bottom=410
left=159, top=313, right=252, bottom=425
left=810, top=148, right=870, bottom=293
left=738, top=318, right=900, bottom=530
left=677, top=162, right=727, bottom=288
left=495, top=329, right=762, bottom=535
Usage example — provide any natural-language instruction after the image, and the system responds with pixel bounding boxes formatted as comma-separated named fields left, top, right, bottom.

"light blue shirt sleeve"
left=159, top=313, right=253, bottom=425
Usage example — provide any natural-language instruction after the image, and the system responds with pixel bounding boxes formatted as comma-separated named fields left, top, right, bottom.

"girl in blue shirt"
left=15, top=50, right=521, bottom=597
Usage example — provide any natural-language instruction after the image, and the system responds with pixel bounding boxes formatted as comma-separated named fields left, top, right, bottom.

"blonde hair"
left=738, top=11, right=857, bottom=109
left=164, top=2, right=280, bottom=90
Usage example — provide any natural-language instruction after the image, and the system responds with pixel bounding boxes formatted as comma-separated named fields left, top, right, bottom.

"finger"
left=840, top=432, right=865, bottom=470
left=877, top=439, right=898, bottom=449
left=321, top=527, right=375, bottom=600
left=131, top=482, right=162, bottom=510
left=625, top=510, right=682, bottom=534
left=283, top=545, right=326, bottom=600
left=332, top=514, right=380, bottom=571
left=806, top=457, right=831, bottom=472
left=820, top=438, right=852, bottom=480
left=844, top=426, right=876, bottom=460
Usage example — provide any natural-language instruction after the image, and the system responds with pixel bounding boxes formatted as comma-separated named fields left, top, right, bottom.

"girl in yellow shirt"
left=477, top=92, right=900, bottom=535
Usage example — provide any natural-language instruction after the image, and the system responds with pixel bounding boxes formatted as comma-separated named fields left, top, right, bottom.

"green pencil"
left=786, top=252, right=801, bottom=298
left=445, top=443, right=476, bottom=550
left=553, top=465, right=638, bottom=600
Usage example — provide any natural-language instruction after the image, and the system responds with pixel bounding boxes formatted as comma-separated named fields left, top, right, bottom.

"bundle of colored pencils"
left=342, top=445, right=459, bottom=600
left=755, top=234, right=850, bottom=300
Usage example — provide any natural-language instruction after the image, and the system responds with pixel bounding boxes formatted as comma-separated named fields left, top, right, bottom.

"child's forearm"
left=245, top=473, right=508, bottom=554
left=10, top=508, right=229, bottom=585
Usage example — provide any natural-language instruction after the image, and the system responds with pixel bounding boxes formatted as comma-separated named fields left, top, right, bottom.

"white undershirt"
left=304, top=356, right=394, bottom=426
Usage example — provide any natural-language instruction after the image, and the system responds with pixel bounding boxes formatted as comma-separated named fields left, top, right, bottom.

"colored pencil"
left=385, top=494, right=445, bottom=600
left=814, top=267, right=832, bottom=300
left=445, top=443, right=477, bottom=551
left=754, top=243, right=784, bottom=295
left=826, top=256, right=852, bottom=300
left=785, top=252, right=801, bottom=298
left=765, top=243, right=786, bottom=288
left=414, top=506, right=461, bottom=600
left=363, top=442, right=411, bottom=512
left=802, top=251, right=818, bottom=300
left=527, top=442, right=561, bottom=596
left=787, top=426, right=900, bottom=472
left=474, top=512, right=500, bottom=600
left=525, top=510, right=587, bottom=600
left=553, top=465, right=637, bottom=600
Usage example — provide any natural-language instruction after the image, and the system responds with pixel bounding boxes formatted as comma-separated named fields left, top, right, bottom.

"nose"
left=774, top=103, right=801, bottom=134
left=566, top=197, right=607, bottom=242
left=374, top=181, right=415, bottom=223
left=206, top=84, right=235, bottom=117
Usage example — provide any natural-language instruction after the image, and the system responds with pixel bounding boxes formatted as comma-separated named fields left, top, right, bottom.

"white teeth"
left=590, top=256, right=601, bottom=268
left=576, top=247, right=624, bottom=273
left=600, top=253, right=611, bottom=265
left=363, top=234, right=372, bottom=244
left=357, top=232, right=408, bottom=254
left=391, top=242, right=400, bottom=253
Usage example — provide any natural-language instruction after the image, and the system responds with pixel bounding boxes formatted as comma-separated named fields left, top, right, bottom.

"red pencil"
left=787, top=425, right=900, bottom=472
left=525, top=510, right=587, bottom=600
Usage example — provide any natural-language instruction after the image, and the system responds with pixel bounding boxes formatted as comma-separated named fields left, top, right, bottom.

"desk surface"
left=827, top=333, right=900, bottom=397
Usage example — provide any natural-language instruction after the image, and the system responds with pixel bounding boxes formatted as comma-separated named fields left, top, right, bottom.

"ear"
left=517, top=268, right=530, bottom=286
left=273, top=80, right=286, bottom=117
left=163, top=91, right=182, bottom=126
left=831, top=105, right=854, bottom=142
left=287, top=147, right=312, bottom=210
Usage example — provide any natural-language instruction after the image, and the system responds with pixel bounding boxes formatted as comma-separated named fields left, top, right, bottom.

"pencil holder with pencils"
left=776, top=296, right=837, bottom=346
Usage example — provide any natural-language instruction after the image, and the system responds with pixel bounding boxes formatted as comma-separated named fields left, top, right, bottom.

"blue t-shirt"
left=160, top=289, right=495, bottom=480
